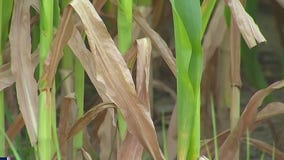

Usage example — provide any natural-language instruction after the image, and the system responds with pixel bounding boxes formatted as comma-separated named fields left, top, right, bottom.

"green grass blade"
left=201, top=0, right=217, bottom=36
left=210, top=97, right=218, bottom=160
left=0, top=129, right=21, bottom=160
left=73, top=57, right=85, bottom=157
left=117, top=0, right=132, bottom=139
left=117, top=0, right=132, bottom=54
left=171, top=0, right=203, bottom=159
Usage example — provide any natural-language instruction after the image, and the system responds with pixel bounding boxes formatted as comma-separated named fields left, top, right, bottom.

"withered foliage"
left=1, top=0, right=284, bottom=159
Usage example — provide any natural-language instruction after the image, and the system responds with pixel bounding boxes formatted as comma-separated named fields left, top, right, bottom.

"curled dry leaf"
left=118, top=38, right=152, bottom=160
left=200, top=130, right=230, bottom=158
left=218, top=80, right=284, bottom=159
left=133, top=9, right=176, bottom=77
left=68, top=0, right=164, bottom=159
left=242, top=138, right=284, bottom=160
left=9, top=0, right=38, bottom=145
left=79, top=148, right=93, bottom=160
left=256, top=102, right=284, bottom=122
left=67, top=102, right=115, bottom=140
left=224, top=0, right=266, bottom=48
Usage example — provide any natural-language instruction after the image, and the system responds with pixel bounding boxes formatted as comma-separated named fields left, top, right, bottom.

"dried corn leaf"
left=79, top=148, right=93, bottom=160
left=243, top=138, right=284, bottom=160
left=98, top=109, right=116, bottom=160
left=118, top=38, right=152, bottom=160
left=67, top=102, right=115, bottom=139
left=5, top=114, right=24, bottom=151
left=9, top=0, right=38, bottom=145
left=68, top=1, right=163, bottom=159
left=58, top=94, right=76, bottom=160
left=136, top=38, right=151, bottom=111
left=225, top=0, right=266, bottom=48
left=200, top=130, right=230, bottom=158
left=133, top=9, right=176, bottom=77
left=42, top=7, right=74, bottom=88
left=0, top=53, right=38, bottom=91
left=218, top=80, right=284, bottom=159
left=256, top=102, right=284, bottom=122
left=0, top=63, right=14, bottom=91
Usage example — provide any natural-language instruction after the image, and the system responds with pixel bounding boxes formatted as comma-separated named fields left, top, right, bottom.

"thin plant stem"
left=162, top=111, right=168, bottom=160
left=246, top=130, right=250, bottom=160
left=230, top=16, right=241, bottom=160
left=210, top=97, right=218, bottom=160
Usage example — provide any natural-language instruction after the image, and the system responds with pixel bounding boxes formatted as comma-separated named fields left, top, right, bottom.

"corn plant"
left=171, top=0, right=203, bottom=159
left=2, top=0, right=284, bottom=160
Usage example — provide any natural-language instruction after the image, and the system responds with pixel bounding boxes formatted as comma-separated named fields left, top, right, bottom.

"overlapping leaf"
left=118, top=38, right=152, bottom=160
left=218, top=80, right=284, bottom=159
left=68, top=0, right=163, bottom=159
left=224, top=0, right=266, bottom=48
left=9, top=0, right=38, bottom=145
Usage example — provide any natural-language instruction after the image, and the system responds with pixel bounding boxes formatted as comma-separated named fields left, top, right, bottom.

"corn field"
left=1, top=0, right=284, bottom=159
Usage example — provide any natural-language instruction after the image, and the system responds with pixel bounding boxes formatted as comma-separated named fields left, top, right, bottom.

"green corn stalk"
left=51, top=1, right=61, bottom=159
left=0, top=0, right=13, bottom=156
left=171, top=0, right=203, bottom=159
left=38, top=0, right=54, bottom=159
left=117, top=0, right=132, bottom=139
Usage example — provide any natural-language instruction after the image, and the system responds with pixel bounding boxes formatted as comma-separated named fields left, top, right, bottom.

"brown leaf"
left=9, top=0, right=38, bottom=145
left=224, top=0, right=266, bottom=48
left=118, top=132, right=143, bottom=160
left=67, top=102, right=115, bottom=140
left=68, top=1, right=164, bottom=159
left=256, top=102, right=284, bottom=122
left=118, top=38, right=152, bottom=160
left=97, top=109, right=116, bottom=160
left=0, top=53, right=39, bottom=92
left=136, top=38, right=152, bottom=111
left=200, top=130, right=230, bottom=159
left=79, top=148, right=93, bottom=160
left=0, top=63, right=14, bottom=91
left=41, top=6, right=74, bottom=89
left=218, top=80, right=284, bottom=159
left=58, top=94, right=77, bottom=160
left=133, top=9, right=176, bottom=77
left=202, top=1, right=227, bottom=71
left=242, top=138, right=284, bottom=160
left=5, top=114, right=24, bottom=151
